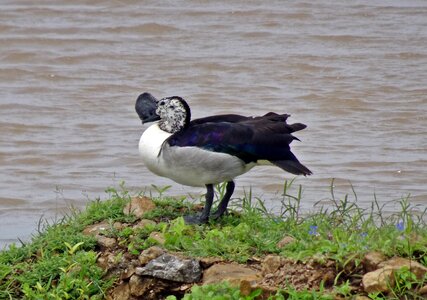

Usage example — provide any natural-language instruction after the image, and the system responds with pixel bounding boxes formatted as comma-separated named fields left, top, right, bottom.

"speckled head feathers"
left=156, top=96, right=191, bottom=133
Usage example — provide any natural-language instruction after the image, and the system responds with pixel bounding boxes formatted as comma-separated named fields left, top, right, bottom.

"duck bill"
left=135, top=92, right=161, bottom=124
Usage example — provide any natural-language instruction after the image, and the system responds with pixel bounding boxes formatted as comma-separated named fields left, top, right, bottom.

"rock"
left=199, top=256, right=225, bottom=268
left=120, top=259, right=139, bottom=280
left=113, top=222, right=125, bottom=230
left=135, top=253, right=202, bottom=283
left=240, top=280, right=277, bottom=299
left=133, top=219, right=157, bottom=229
left=378, top=257, right=427, bottom=279
left=123, top=196, right=156, bottom=218
left=262, top=255, right=286, bottom=275
left=138, top=246, right=165, bottom=265
left=128, top=275, right=174, bottom=299
left=259, top=258, right=336, bottom=292
left=96, top=254, right=110, bottom=270
left=362, top=257, right=427, bottom=293
left=83, top=221, right=111, bottom=236
left=107, top=282, right=130, bottom=300
left=129, top=275, right=146, bottom=296
left=239, top=279, right=254, bottom=296
left=97, top=253, right=115, bottom=274
left=149, top=231, right=165, bottom=245
left=83, top=222, right=118, bottom=248
left=96, top=235, right=117, bottom=248
left=169, top=283, right=192, bottom=293
left=203, top=263, right=261, bottom=286
left=419, top=284, right=427, bottom=295
left=362, top=267, right=394, bottom=293
left=276, top=236, right=296, bottom=248
left=363, top=251, right=387, bottom=272
left=363, top=256, right=427, bottom=294
left=97, top=251, right=137, bottom=280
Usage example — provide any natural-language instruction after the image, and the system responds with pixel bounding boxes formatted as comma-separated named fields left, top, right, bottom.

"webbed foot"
left=183, top=213, right=209, bottom=225
left=211, top=208, right=229, bottom=220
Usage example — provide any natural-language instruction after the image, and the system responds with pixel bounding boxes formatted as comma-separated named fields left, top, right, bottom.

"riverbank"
left=1, top=182, right=426, bottom=299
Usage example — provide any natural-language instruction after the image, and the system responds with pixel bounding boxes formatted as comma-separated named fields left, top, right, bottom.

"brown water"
left=1, top=0, right=426, bottom=248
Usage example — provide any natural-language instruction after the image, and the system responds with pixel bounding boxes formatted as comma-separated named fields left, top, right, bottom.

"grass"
left=165, top=281, right=334, bottom=300
left=0, top=185, right=133, bottom=300
left=1, top=180, right=426, bottom=299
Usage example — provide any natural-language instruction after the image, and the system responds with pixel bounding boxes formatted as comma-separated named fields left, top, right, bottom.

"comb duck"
left=135, top=92, right=312, bottom=224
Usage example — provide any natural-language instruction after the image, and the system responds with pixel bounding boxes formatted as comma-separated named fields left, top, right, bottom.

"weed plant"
left=166, top=281, right=334, bottom=300
left=0, top=182, right=133, bottom=299
left=0, top=180, right=426, bottom=299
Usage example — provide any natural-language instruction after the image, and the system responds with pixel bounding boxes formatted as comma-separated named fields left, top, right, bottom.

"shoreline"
left=1, top=183, right=427, bottom=299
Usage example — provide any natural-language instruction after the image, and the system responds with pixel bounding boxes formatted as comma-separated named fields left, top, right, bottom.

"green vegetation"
left=166, top=281, right=333, bottom=300
left=1, top=180, right=426, bottom=299
left=166, top=282, right=263, bottom=300
left=0, top=186, right=133, bottom=300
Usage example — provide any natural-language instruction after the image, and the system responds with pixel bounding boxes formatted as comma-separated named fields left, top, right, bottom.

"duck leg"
left=184, top=184, right=214, bottom=224
left=211, top=181, right=235, bottom=220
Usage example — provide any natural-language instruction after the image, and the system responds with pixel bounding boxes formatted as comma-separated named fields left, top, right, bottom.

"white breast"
left=138, top=123, right=255, bottom=187
left=159, top=145, right=250, bottom=186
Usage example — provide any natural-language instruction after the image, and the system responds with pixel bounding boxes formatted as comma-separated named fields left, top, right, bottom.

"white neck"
left=138, top=123, right=172, bottom=176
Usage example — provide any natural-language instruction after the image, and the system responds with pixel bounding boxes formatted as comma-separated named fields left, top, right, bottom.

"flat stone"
left=419, top=284, right=427, bottom=295
left=97, top=251, right=126, bottom=274
left=262, top=255, right=286, bottom=275
left=363, top=256, right=427, bottom=294
left=120, top=267, right=135, bottom=281
left=96, top=235, right=117, bottom=248
left=149, top=231, right=165, bottom=245
left=362, top=267, right=394, bottom=293
left=203, top=263, right=261, bottom=286
left=199, top=256, right=225, bottom=268
left=363, top=251, right=387, bottom=272
left=378, top=257, right=427, bottom=279
left=128, top=274, right=174, bottom=299
left=107, top=282, right=130, bottom=300
left=240, top=280, right=277, bottom=299
left=240, top=279, right=256, bottom=296
left=123, top=196, right=156, bottom=218
left=129, top=274, right=146, bottom=296
left=83, top=221, right=110, bottom=236
left=135, top=253, right=201, bottom=283
left=113, top=222, right=125, bottom=230
left=138, top=246, right=165, bottom=265
left=96, top=253, right=110, bottom=270
left=133, top=219, right=157, bottom=229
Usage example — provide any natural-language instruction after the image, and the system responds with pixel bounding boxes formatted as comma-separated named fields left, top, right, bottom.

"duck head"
left=156, top=96, right=191, bottom=133
left=135, top=92, right=161, bottom=124
left=135, top=93, right=191, bottom=133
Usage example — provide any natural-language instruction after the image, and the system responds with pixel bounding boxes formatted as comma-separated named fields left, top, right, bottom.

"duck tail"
left=288, top=123, right=307, bottom=132
left=271, top=160, right=312, bottom=176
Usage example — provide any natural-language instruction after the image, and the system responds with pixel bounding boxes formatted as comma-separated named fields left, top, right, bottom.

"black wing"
left=167, top=114, right=311, bottom=175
